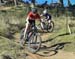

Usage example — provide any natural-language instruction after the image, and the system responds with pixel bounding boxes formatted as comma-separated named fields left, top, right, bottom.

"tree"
left=59, top=0, right=64, bottom=7
left=68, top=0, right=72, bottom=7
left=1, top=0, right=4, bottom=3
left=29, top=0, right=36, bottom=8
left=29, top=0, right=36, bottom=5
left=14, top=0, right=18, bottom=7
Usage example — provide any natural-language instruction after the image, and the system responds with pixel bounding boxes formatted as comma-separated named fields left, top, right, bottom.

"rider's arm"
left=26, top=12, right=32, bottom=23
left=26, top=16, right=29, bottom=23
left=26, top=12, right=36, bottom=21
left=36, top=13, right=41, bottom=22
left=27, top=12, right=33, bottom=20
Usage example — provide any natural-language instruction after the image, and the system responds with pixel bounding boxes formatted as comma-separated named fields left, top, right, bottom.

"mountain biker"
left=23, top=8, right=41, bottom=42
left=40, top=9, right=52, bottom=29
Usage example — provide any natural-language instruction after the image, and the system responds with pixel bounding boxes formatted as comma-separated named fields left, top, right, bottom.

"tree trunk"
left=30, top=0, right=36, bottom=8
left=14, top=0, right=17, bottom=7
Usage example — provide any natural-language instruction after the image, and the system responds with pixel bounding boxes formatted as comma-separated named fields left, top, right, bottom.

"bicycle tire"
left=20, top=28, right=27, bottom=47
left=27, top=30, right=42, bottom=54
left=47, top=21, right=54, bottom=32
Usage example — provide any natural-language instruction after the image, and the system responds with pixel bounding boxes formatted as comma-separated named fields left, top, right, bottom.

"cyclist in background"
left=40, top=9, right=52, bottom=29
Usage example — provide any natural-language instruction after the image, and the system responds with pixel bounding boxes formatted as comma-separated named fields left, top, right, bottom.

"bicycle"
left=40, top=19, right=54, bottom=32
left=20, top=23, right=42, bottom=54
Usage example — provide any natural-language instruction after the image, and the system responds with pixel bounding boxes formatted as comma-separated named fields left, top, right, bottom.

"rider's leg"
left=41, top=19, right=45, bottom=29
left=41, top=22, right=44, bottom=29
left=20, top=22, right=30, bottom=48
left=24, top=22, right=30, bottom=39
left=20, top=22, right=30, bottom=47
left=48, top=19, right=51, bottom=29
left=48, top=20, right=51, bottom=25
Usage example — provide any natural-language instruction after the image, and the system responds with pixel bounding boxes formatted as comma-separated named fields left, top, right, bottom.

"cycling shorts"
left=28, top=20, right=35, bottom=26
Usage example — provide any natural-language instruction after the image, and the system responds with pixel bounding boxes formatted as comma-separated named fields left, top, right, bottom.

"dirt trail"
left=14, top=33, right=75, bottom=59
left=26, top=50, right=75, bottom=59
left=25, top=32, right=75, bottom=59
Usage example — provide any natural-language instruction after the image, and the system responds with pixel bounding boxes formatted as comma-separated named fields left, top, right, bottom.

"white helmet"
left=43, top=9, right=47, bottom=14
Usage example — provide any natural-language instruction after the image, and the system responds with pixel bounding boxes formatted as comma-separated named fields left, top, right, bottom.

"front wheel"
left=27, top=31, right=42, bottom=53
left=20, top=28, right=27, bottom=47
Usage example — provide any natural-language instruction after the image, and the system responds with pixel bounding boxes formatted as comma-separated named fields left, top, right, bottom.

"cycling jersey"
left=27, top=12, right=41, bottom=20
left=43, top=13, right=51, bottom=20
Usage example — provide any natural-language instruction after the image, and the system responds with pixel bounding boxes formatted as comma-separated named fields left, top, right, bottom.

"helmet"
left=31, top=8, right=37, bottom=13
left=43, top=9, right=47, bottom=14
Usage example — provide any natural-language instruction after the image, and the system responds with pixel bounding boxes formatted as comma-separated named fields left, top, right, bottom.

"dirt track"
left=25, top=33, right=75, bottom=59
left=14, top=33, right=75, bottom=59
left=26, top=50, right=75, bottom=59
left=23, top=33, right=75, bottom=59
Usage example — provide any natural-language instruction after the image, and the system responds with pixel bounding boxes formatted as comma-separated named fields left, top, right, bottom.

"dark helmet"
left=31, top=8, right=37, bottom=13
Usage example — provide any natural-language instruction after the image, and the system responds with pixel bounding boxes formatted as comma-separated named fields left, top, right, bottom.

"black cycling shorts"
left=28, top=20, right=35, bottom=26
